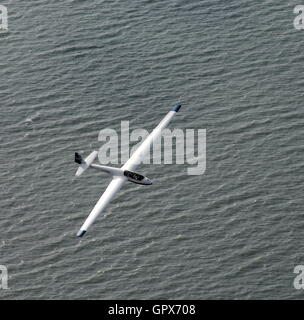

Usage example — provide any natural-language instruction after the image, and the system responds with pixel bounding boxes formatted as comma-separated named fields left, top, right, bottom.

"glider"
left=75, top=104, right=182, bottom=237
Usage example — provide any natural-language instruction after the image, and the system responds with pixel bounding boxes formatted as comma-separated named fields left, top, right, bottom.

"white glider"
left=75, top=104, right=182, bottom=237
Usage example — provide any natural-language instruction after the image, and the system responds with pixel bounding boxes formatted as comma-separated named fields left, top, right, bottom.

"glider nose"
left=145, top=178, right=153, bottom=185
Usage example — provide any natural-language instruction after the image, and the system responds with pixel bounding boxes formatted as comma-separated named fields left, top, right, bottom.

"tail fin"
left=75, top=152, right=83, bottom=164
left=75, top=151, right=98, bottom=177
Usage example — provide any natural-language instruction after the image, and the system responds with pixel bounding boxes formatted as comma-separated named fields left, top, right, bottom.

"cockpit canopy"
left=124, top=170, right=145, bottom=181
left=123, top=170, right=152, bottom=185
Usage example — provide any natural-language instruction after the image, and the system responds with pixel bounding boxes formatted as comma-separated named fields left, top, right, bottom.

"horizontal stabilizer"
left=75, top=151, right=98, bottom=177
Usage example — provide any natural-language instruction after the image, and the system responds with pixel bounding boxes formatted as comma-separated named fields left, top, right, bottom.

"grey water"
left=1, top=0, right=304, bottom=299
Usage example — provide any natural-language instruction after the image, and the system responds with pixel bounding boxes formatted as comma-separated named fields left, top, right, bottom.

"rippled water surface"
left=1, top=0, right=304, bottom=299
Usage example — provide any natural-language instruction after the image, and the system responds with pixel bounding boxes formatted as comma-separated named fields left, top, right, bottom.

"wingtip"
left=77, top=230, right=86, bottom=237
left=171, top=104, right=182, bottom=112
